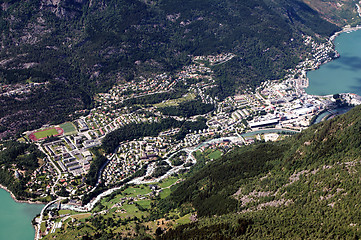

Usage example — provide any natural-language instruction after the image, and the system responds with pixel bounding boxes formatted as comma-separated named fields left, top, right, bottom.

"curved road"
left=35, top=130, right=292, bottom=238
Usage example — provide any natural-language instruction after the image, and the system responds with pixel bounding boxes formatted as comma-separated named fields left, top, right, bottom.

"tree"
left=156, top=227, right=163, bottom=236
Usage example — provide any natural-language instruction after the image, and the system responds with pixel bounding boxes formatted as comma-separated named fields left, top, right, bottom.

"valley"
left=1, top=0, right=361, bottom=239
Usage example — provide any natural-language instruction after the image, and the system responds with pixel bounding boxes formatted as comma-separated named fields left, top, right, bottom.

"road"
left=35, top=198, right=64, bottom=240
left=37, top=144, right=62, bottom=197
left=35, top=145, right=66, bottom=240
left=35, top=133, right=261, bottom=232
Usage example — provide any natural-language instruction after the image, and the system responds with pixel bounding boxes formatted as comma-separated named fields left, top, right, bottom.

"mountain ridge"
left=0, top=0, right=343, bottom=138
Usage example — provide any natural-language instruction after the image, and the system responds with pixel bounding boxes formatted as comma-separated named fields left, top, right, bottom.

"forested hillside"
left=0, top=0, right=341, bottom=138
left=156, top=105, right=361, bottom=239
left=0, top=141, right=45, bottom=200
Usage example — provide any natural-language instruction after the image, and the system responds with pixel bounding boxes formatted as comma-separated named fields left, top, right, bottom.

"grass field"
left=117, top=204, right=145, bottom=219
left=33, top=128, right=59, bottom=139
left=158, top=177, right=179, bottom=189
left=207, top=150, right=223, bottom=160
left=58, top=210, right=79, bottom=215
left=176, top=213, right=192, bottom=224
left=154, top=93, right=196, bottom=108
left=97, top=185, right=152, bottom=210
left=123, top=186, right=152, bottom=197
left=137, top=199, right=151, bottom=209
left=71, top=213, right=92, bottom=220
left=60, top=122, right=77, bottom=135
left=160, top=188, right=171, bottom=199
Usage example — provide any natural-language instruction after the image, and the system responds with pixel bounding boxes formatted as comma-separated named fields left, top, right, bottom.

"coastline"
left=0, top=183, right=44, bottom=205
left=305, top=25, right=361, bottom=97
left=329, top=25, right=361, bottom=42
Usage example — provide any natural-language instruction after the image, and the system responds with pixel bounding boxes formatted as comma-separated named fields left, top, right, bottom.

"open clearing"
left=154, top=93, right=196, bottom=108
left=158, top=177, right=179, bottom=189
left=207, top=150, right=223, bottom=160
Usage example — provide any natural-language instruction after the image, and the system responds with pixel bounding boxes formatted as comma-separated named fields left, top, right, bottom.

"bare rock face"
left=40, top=0, right=88, bottom=18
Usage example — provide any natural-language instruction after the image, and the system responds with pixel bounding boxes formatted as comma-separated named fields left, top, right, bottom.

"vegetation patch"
left=154, top=93, right=196, bottom=108
left=158, top=99, right=214, bottom=117
left=207, top=150, right=223, bottom=160
left=169, top=151, right=187, bottom=166
left=158, top=177, right=179, bottom=189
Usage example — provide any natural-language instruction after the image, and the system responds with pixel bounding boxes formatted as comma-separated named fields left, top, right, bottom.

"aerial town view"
left=2, top=1, right=361, bottom=239
left=2, top=33, right=354, bottom=239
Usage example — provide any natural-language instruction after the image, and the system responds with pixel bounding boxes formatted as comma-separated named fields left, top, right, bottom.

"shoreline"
left=329, top=25, right=361, bottom=42
left=305, top=26, right=361, bottom=97
left=0, top=184, right=45, bottom=205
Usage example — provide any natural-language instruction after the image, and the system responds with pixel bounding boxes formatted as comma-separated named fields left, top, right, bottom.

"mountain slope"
left=159, top=105, right=361, bottom=239
left=303, top=0, right=361, bottom=26
left=0, top=0, right=340, bottom=138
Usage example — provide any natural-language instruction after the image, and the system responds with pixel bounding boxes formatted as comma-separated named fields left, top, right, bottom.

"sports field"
left=29, top=127, right=64, bottom=141
left=59, top=122, right=77, bottom=135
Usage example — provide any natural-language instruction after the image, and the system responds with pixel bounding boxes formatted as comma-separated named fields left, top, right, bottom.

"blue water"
left=307, top=30, right=361, bottom=96
left=0, top=188, right=44, bottom=240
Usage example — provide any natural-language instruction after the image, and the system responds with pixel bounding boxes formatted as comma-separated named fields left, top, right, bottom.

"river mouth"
left=306, top=30, right=361, bottom=96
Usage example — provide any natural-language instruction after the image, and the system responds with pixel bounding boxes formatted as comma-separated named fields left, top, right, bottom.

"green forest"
left=158, top=99, right=214, bottom=117
left=0, top=141, right=44, bottom=199
left=102, top=117, right=207, bottom=153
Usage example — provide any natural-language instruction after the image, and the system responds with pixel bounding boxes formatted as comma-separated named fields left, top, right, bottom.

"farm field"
left=123, top=186, right=152, bottom=197
left=42, top=176, right=194, bottom=239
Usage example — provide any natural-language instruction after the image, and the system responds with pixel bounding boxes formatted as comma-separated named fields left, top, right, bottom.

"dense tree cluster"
left=0, top=141, right=43, bottom=171
left=158, top=100, right=214, bottom=117
left=85, top=148, right=108, bottom=187
left=164, top=143, right=286, bottom=217
left=151, top=161, right=172, bottom=178
left=102, top=118, right=181, bottom=153
left=102, top=117, right=208, bottom=153
left=169, top=151, right=187, bottom=166
left=122, top=90, right=186, bottom=107
left=160, top=219, right=253, bottom=239
left=0, top=141, right=44, bottom=199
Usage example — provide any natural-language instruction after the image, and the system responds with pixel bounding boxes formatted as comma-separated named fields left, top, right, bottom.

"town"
left=3, top=34, right=361, bottom=239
